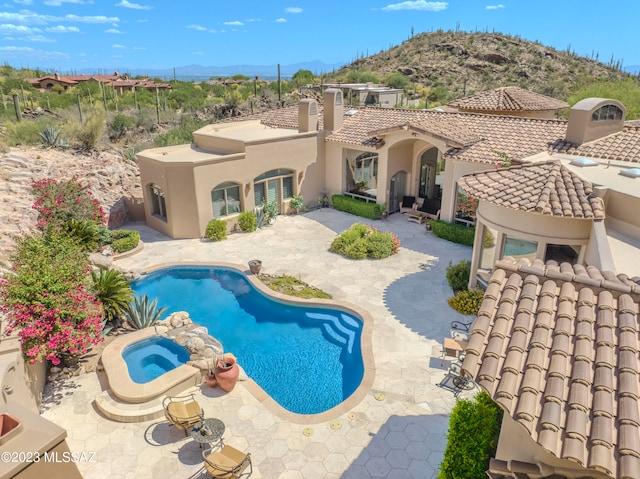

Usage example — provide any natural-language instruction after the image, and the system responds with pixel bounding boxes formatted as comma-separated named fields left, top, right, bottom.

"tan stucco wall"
left=603, top=189, right=640, bottom=238
left=441, top=159, right=494, bottom=222
left=139, top=133, right=319, bottom=238
left=495, top=414, right=610, bottom=479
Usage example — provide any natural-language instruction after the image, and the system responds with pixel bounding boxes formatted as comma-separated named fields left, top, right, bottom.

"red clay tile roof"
left=241, top=104, right=640, bottom=165
left=323, top=107, right=568, bottom=164
left=458, top=160, right=606, bottom=220
left=462, top=258, right=640, bottom=479
left=447, top=86, right=569, bottom=112
left=551, top=125, right=640, bottom=163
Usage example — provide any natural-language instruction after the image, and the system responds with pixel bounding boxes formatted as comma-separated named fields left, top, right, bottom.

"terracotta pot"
left=248, top=260, right=262, bottom=274
left=205, top=372, right=217, bottom=387
left=215, top=357, right=240, bottom=392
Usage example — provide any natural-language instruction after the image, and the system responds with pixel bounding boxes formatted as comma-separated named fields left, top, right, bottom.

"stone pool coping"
left=101, top=328, right=201, bottom=404
left=129, top=261, right=376, bottom=425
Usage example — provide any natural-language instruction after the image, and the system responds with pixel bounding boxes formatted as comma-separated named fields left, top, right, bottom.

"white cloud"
left=136, top=18, right=148, bottom=22
left=192, top=51, right=202, bottom=55
left=0, top=23, right=41, bottom=33
left=186, top=24, right=206, bottom=31
left=26, top=33, right=53, bottom=42
left=284, top=7, right=302, bottom=13
left=13, top=0, right=33, bottom=5
left=63, top=14, right=119, bottom=23
left=0, top=45, right=68, bottom=59
left=246, top=18, right=261, bottom=22
left=132, top=46, right=145, bottom=50
left=382, top=1, right=448, bottom=11
left=275, top=17, right=286, bottom=23
left=223, top=20, right=243, bottom=25
left=116, top=0, right=151, bottom=10
left=208, top=29, right=218, bottom=33
left=45, top=25, right=79, bottom=32
left=485, top=4, right=504, bottom=9
left=105, top=28, right=122, bottom=33
left=44, top=0, right=87, bottom=6
left=112, top=43, right=125, bottom=48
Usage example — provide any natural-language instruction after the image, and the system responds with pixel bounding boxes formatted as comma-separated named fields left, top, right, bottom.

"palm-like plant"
left=64, top=219, right=101, bottom=252
left=91, top=268, right=134, bottom=333
left=123, top=295, right=168, bottom=330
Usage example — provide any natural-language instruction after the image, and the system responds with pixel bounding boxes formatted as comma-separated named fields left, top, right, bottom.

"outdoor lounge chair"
left=163, top=393, right=204, bottom=435
left=202, top=444, right=252, bottom=479
left=399, top=196, right=417, bottom=214
left=416, top=198, right=441, bottom=221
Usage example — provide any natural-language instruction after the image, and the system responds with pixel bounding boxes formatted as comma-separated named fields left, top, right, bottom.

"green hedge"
left=429, top=220, right=475, bottom=246
left=331, top=195, right=384, bottom=220
left=439, top=392, right=503, bottom=479
left=109, top=229, right=140, bottom=253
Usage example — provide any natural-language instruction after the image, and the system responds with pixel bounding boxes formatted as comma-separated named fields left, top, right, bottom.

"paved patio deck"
left=41, top=209, right=475, bottom=479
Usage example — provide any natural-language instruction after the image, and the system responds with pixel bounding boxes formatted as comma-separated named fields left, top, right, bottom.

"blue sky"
left=1, top=0, right=638, bottom=74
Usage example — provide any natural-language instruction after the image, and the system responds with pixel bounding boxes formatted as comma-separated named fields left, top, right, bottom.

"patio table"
left=191, top=418, right=225, bottom=449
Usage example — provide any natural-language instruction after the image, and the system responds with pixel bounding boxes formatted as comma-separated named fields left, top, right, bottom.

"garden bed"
left=257, top=274, right=332, bottom=299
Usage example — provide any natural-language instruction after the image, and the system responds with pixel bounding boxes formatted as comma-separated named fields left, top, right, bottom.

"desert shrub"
left=72, top=111, right=106, bottom=150
left=108, top=113, right=135, bottom=140
left=4, top=117, right=52, bottom=146
left=109, top=229, right=140, bottom=253
left=38, top=126, right=69, bottom=148
left=0, top=233, right=103, bottom=365
left=446, top=260, right=471, bottom=292
left=123, top=295, right=167, bottom=329
left=261, top=200, right=279, bottom=225
left=331, top=195, right=384, bottom=220
left=205, top=219, right=227, bottom=241
left=330, top=223, right=400, bottom=259
left=237, top=211, right=257, bottom=232
left=429, top=220, right=476, bottom=246
left=448, top=289, right=485, bottom=315
left=439, top=391, right=503, bottom=479
left=154, top=115, right=207, bottom=147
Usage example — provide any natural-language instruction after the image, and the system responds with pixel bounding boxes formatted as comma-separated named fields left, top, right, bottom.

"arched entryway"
left=389, top=171, right=407, bottom=213
left=418, top=147, right=440, bottom=200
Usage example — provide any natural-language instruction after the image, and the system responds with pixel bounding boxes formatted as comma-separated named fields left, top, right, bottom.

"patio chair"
left=202, top=444, right=252, bottom=479
left=416, top=198, right=441, bottom=221
left=163, top=393, right=204, bottom=435
left=399, top=196, right=417, bottom=214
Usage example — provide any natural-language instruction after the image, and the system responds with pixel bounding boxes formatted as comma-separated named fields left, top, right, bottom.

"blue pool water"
left=130, top=266, right=365, bottom=415
left=503, top=238, right=538, bottom=257
left=123, top=336, right=190, bottom=384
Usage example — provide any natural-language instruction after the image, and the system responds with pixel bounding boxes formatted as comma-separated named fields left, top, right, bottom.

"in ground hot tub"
left=100, top=329, right=200, bottom=404
left=123, top=336, right=189, bottom=384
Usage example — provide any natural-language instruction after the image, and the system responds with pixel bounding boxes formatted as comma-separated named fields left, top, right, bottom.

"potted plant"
left=248, top=259, right=262, bottom=274
left=215, top=353, right=240, bottom=392
left=290, top=194, right=304, bottom=214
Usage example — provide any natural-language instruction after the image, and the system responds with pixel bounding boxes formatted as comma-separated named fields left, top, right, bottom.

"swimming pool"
left=123, top=336, right=190, bottom=384
left=131, top=265, right=368, bottom=415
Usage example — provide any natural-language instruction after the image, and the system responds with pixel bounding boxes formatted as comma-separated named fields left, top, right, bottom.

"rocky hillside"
left=0, top=147, right=141, bottom=272
left=332, top=30, right=631, bottom=101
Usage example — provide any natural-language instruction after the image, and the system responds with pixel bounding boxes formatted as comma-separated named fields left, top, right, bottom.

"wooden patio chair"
left=162, top=393, right=204, bottom=435
left=202, top=444, right=252, bottom=479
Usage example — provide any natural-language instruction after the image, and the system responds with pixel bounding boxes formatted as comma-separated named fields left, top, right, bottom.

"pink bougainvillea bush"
left=0, top=233, right=103, bottom=365
left=31, top=178, right=106, bottom=231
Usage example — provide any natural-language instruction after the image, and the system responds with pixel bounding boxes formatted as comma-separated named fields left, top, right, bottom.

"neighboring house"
left=446, top=86, right=569, bottom=119
left=461, top=257, right=640, bottom=479
left=306, top=83, right=407, bottom=108
left=26, top=72, right=172, bottom=92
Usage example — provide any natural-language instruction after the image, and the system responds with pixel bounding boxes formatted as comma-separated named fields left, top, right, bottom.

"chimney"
left=54, top=72, right=60, bottom=80
left=298, top=99, right=318, bottom=133
left=323, top=88, right=344, bottom=132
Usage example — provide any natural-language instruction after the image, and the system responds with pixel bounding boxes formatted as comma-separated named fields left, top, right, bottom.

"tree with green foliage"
left=439, top=391, right=503, bottom=479
left=567, top=78, right=640, bottom=119
left=291, top=69, right=314, bottom=88
left=385, top=72, right=411, bottom=90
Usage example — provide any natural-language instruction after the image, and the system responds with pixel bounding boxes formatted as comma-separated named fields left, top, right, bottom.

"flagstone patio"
left=41, top=209, right=475, bottom=479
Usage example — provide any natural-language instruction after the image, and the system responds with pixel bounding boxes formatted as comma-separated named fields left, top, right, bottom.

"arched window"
left=592, top=104, right=623, bottom=121
left=149, top=183, right=167, bottom=221
left=211, top=181, right=241, bottom=217
left=254, top=169, right=294, bottom=208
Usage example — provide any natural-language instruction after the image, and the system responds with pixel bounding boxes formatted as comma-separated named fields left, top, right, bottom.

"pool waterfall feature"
left=108, top=262, right=374, bottom=423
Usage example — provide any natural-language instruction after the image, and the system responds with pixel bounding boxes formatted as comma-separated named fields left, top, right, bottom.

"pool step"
left=94, top=388, right=170, bottom=423
left=307, top=312, right=358, bottom=353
